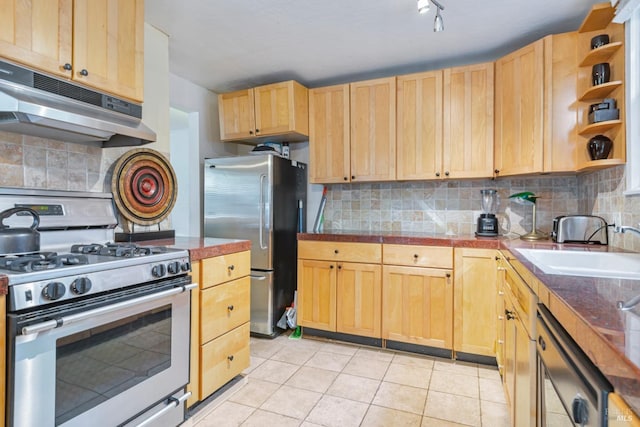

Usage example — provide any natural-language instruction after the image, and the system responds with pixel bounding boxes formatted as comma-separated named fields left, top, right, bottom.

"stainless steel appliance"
left=551, top=215, right=608, bottom=245
left=204, top=155, right=307, bottom=337
left=537, top=304, right=612, bottom=426
left=0, top=59, right=155, bottom=147
left=476, top=189, right=499, bottom=236
left=1, top=188, right=193, bottom=427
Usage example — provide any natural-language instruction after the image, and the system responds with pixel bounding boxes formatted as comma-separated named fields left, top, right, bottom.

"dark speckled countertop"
left=140, top=237, right=251, bottom=261
left=299, top=231, right=640, bottom=414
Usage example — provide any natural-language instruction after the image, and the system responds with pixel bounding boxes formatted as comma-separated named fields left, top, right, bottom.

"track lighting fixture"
left=417, top=0, right=445, bottom=32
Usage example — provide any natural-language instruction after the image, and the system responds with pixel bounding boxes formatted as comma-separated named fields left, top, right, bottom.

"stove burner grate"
left=0, top=252, right=89, bottom=273
left=71, top=242, right=167, bottom=258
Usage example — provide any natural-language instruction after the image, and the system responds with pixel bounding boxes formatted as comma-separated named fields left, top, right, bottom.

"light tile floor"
left=185, top=333, right=511, bottom=427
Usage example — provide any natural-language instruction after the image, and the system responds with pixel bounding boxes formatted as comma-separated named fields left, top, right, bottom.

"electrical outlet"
left=612, top=212, right=622, bottom=228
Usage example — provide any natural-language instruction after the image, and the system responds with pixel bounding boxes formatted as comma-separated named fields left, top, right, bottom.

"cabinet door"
left=443, top=63, right=495, bottom=179
left=453, top=248, right=498, bottom=356
left=514, top=316, right=536, bottom=427
left=218, top=89, right=256, bottom=141
left=309, top=84, right=351, bottom=183
left=494, top=39, right=544, bottom=176
left=503, top=295, right=516, bottom=424
left=543, top=32, right=578, bottom=173
left=254, top=80, right=308, bottom=137
left=0, top=0, right=72, bottom=78
left=396, top=71, right=443, bottom=180
left=382, top=265, right=453, bottom=349
left=186, top=261, right=201, bottom=408
left=350, top=77, right=396, bottom=182
left=336, top=262, right=382, bottom=338
left=496, top=265, right=506, bottom=377
left=297, top=259, right=337, bottom=332
left=73, top=0, right=144, bottom=101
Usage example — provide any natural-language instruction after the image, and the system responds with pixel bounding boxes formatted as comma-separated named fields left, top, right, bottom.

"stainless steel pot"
left=0, top=207, right=40, bottom=254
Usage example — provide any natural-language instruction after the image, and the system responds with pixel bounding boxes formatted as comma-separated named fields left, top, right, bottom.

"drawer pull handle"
left=338, top=265, right=342, bottom=270
left=228, top=305, right=234, bottom=311
left=330, top=264, right=334, bottom=269
left=445, top=273, right=451, bottom=278
left=413, top=254, right=419, bottom=259
left=334, top=249, right=339, bottom=254
left=505, top=309, right=516, bottom=320
left=228, top=355, right=234, bottom=362
left=228, top=265, right=235, bottom=271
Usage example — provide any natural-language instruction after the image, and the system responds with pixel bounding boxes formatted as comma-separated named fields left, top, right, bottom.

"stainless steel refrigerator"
left=203, top=155, right=307, bottom=337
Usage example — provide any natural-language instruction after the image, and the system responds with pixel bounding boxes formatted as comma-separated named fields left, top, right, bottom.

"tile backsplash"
left=0, top=131, right=130, bottom=192
left=322, top=166, right=640, bottom=251
left=322, top=176, right=580, bottom=237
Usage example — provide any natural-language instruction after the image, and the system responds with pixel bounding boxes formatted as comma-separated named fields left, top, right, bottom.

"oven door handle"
left=134, top=391, right=192, bottom=427
left=21, top=283, right=197, bottom=336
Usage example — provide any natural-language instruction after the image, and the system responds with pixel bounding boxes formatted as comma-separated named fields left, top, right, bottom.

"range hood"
left=0, top=60, right=156, bottom=147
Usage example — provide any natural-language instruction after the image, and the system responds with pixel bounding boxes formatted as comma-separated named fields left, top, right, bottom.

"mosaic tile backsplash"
left=321, top=177, right=580, bottom=237
left=321, top=166, right=640, bottom=251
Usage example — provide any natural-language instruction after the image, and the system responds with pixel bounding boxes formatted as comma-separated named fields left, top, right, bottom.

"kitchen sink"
left=514, top=248, right=640, bottom=280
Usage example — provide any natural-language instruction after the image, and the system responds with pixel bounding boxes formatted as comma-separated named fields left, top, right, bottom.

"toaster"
left=551, top=215, right=608, bottom=245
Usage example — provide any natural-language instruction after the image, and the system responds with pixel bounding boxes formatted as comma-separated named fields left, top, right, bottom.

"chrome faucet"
left=614, top=224, right=640, bottom=236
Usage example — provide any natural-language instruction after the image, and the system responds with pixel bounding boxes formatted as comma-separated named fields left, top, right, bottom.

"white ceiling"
left=145, top=0, right=604, bottom=94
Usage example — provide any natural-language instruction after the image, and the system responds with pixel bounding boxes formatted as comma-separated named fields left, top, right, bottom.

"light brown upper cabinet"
left=494, top=39, right=545, bottom=176
left=308, top=84, right=351, bottom=183
left=0, top=0, right=72, bottom=78
left=0, top=0, right=144, bottom=102
left=396, top=71, right=443, bottom=180
left=350, top=77, right=396, bottom=182
left=495, top=33, right=579, bottom=177
left=443, top=62, right=495, bottom=179
left=218, top=80, right=309, bottom=142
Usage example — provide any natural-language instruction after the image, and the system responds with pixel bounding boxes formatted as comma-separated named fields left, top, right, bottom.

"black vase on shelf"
left=592, top=63, right=611, bottom=86
left=588, top=135, right=613, bottom=160
left=591, top=34, right=610, bottom=49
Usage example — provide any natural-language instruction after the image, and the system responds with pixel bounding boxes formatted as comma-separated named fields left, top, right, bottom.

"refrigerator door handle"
left=259, top=174, right=267, bottom=250
left=250, top=274, right=267, bottom=280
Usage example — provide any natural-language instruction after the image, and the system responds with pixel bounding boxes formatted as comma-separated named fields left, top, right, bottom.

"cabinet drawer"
left=298, top=241, right=381, bottom=263
left=201, top=250, right=250, bottom=289
left=201, top=277, right=250, bottom=344
left=200, top=322, right=250, bottom=398
left=383, top=244, right=453, bottom=269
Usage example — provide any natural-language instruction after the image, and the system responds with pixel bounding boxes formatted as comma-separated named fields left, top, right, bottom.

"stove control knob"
left=71, top=277, right=92, bottom=295
left=167, top=261, right=180, bottom=275
left=181, top=261, right=191, bottom=272
left=152, top=264, right=167, bottom=278
left=42, top=282, right=66, bottom=300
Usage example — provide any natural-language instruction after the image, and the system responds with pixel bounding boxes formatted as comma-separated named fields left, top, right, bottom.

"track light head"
left=434, top=7, right=444, bottom=32
left=417, top=0, right=430, bottom=14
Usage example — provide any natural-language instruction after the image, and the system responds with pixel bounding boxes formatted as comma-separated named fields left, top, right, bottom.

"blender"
left=476, top=189, right=499, bottom=236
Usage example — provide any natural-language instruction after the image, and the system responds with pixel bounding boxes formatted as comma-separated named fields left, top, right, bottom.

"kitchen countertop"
left=142, top=237, right=251, bottom=261
left=299, top=231, right=640, bottom=414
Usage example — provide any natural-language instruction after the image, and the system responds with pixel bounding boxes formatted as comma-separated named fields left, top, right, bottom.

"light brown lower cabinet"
left=297, top=241, right=382, bottom=338
left=187, top=250, right=250, bottom=408
left=382, top=265, right=453, bottom=349
left=200, top=322, right=251, bottom=398
left=453, top=248, right=498, bottom=357
left=500, top=252, right=536, bottom=427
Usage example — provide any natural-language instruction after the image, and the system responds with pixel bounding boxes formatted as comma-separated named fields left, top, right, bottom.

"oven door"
left=8, top=277, right=194, bottom=427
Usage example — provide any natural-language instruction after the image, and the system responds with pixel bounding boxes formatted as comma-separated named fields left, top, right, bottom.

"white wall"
left=143, top=23, right=170, bottom=154
left=169, top=74, right=236, bottom=236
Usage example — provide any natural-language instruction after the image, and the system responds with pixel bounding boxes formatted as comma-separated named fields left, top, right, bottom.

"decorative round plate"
left=111, top=148, right=178, bottom=226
